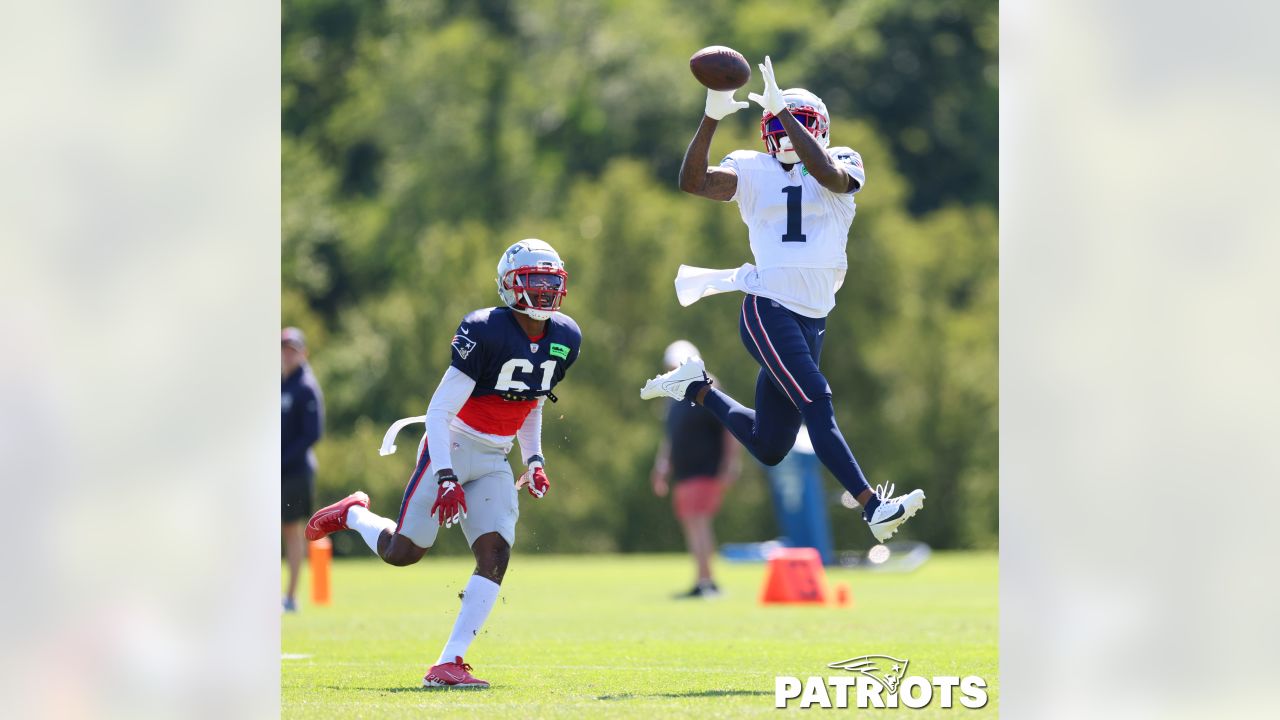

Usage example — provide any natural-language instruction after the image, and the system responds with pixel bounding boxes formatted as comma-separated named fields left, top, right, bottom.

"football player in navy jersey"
left=642, top=56, right=925, bottom=542
left=306, top=239, right=581, bottom=689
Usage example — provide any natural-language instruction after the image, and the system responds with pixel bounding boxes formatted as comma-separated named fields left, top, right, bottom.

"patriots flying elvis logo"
left=451, top=333, right=477, bottom=359
left=827, top=655, right=910, bottom=694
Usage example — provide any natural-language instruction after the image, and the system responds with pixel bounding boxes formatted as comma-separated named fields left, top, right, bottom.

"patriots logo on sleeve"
left=835, top=151, right=863, bottom=168
left=451, top=333, right=477, bottom=359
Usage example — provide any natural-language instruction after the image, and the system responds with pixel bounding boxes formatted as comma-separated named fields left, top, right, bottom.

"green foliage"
left=285, top=0, right=997, bottom=552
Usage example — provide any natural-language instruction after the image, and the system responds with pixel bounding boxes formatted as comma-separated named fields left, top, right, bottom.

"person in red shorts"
left=650, top=340, right=742, bottom=598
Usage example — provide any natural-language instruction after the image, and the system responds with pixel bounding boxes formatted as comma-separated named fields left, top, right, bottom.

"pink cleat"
left=423, top=656, right=490, bottom=689
left=304, top=491, right=369, bottom=541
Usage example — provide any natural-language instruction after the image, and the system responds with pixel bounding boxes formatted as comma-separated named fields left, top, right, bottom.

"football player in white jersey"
left=642, top=56, right=925, bottom=541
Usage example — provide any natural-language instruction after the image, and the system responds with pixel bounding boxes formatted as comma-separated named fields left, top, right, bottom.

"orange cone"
left=309, top=537, right=332, bottom=606
left=760, top=547, right=828, bottom=604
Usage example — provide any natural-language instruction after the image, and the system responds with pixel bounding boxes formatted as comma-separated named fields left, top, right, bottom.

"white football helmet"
left=495, top=239, right=568, bottom=321
left=760, top=88, right=830, bottom=164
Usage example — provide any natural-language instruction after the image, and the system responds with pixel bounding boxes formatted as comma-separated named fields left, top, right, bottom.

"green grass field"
left=282, top=552, right=997, bottom=718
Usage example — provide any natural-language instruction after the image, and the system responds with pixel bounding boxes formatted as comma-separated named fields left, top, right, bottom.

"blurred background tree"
left=283, top=0, right=998, bottom=555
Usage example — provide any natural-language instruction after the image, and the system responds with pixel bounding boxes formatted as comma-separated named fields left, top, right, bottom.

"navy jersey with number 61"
left=448, top=307, right=582, bottom=436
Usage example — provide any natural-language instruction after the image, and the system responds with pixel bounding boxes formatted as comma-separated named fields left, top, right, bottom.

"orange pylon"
left=309, top=537, right=332, bottom=606
left=760, top=547, right=828, bottom=604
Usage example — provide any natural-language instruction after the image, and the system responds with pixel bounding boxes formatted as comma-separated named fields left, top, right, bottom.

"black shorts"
left=281, top=471, right=314, bottom=523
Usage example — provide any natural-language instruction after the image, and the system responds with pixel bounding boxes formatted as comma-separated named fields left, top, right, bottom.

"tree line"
left=283, top=0, right=998, bottom=554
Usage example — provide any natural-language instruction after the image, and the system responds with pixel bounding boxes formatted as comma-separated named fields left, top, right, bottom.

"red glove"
left=517, top=460, right=550, bottom=499
left=430, top=471, right=467, bottom=527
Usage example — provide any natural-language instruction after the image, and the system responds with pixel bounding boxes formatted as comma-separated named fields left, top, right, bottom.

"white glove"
left=705, top=89, right=749, bottom=120
left=747, top=56, right=787, bottom=115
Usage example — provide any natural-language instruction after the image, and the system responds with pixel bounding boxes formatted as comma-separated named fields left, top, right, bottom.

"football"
left=689, top=46, right=751, bottom=91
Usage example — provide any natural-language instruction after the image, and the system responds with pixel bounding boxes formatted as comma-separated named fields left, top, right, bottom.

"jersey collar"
left=503, top=306, right=549, bottom=341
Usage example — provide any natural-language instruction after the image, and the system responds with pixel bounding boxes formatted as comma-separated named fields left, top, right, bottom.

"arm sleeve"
left=516, top=397, right=545, bottom=464
left=281, top=386, right=322, bottom=467
left=424, top=366, right=477, bottom=472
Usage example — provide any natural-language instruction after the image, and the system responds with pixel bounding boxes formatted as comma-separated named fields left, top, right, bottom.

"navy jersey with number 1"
left=448, top=307, right=582, bottom=436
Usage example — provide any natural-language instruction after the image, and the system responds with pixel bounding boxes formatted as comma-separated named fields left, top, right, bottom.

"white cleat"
left=640, top=357, right=709, bottom=401
left=866, top=484, right=926, bottom=542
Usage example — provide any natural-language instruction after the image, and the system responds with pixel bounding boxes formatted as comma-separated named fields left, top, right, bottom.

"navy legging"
left=701, top=294, right=873, bottom=498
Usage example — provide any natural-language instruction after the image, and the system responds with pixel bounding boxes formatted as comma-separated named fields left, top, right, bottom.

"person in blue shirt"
left=281, top=327, right=323, bottom=612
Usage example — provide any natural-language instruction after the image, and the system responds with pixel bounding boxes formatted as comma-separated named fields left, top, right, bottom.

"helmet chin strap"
left=776, top=138, right=800, bottom=165
left=518, top=305, right=552, bottom=321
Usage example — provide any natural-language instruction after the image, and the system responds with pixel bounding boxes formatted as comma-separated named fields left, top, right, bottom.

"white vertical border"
left=1002, top=0, right=1280, bottom=716
left=0, top=1, right=280, bottom=715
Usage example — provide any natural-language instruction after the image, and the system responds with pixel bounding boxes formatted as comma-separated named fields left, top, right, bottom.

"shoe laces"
left=873, top=482, right=897, bottom=503
left=455, top=657, right=473, bottom=673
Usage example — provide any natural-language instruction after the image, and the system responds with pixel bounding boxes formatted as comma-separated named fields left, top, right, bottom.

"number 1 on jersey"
left=781, top=186, right=806, bottom=243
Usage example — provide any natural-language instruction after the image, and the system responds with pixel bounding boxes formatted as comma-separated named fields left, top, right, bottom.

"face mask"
left=776, top=137, right=800, bottom=165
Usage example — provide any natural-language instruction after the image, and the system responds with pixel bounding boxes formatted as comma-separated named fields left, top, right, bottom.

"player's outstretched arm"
left=749, top=56, right=856, bottom=194
left=776, top=109, right=854, bottom=193
left=679, top=100, right=740, bottom=201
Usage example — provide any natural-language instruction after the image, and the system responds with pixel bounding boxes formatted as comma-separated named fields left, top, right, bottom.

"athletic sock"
left=345, top=505, right=395, bottom=554
left=862, top=494, right=881, bottom=521
left=437, top=575, right=501, bottom=665
left=685, top=378, right=711, bottom=402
